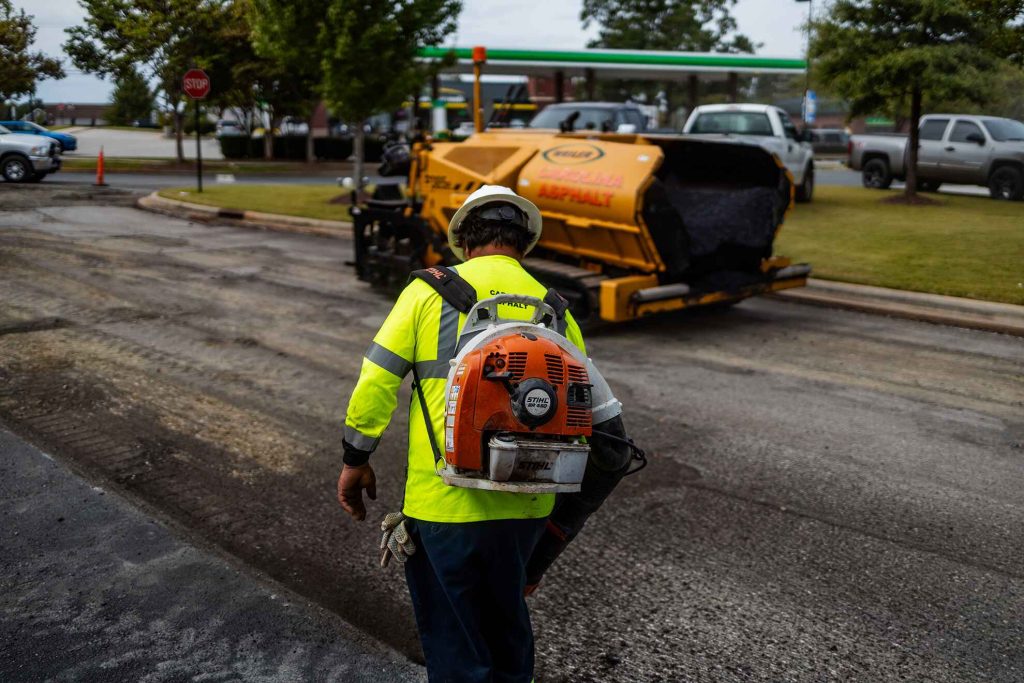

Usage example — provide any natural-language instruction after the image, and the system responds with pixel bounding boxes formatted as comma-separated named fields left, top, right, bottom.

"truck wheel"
left=862, top=159, right=892, bottom=190
left=918, top=180, right=942, bottom=193
left=2, top=155, right=31, bottom=183
left=795, top=164, right=814, bottom=203
left=989, top=166, right=1023, bottom=201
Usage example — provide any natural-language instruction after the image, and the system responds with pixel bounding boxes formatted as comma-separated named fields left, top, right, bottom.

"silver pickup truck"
left=848, top=114, right=1024, bottom=200
left=0, top=124, right=62, bottom=183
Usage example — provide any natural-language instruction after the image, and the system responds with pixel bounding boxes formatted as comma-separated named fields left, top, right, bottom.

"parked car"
left=280, top=116, right=309, bottom=135
left=215, top=119, right=246, bottom=138
left=529, top=102, right=650, bottom=134
left=683, top=103, right=815, bottom=202
left=809, top=128, right=850, bottom=155
left=452, top=121, right=477, bottom=139
left=0, top=120, right=77, bottom=152
left=848, top=114, right=1024, bottom=200
left=0, top=124, right=62, bottom=182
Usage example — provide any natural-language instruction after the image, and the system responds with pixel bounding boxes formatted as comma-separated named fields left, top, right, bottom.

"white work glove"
left=380, top=512, right=416, bottom=568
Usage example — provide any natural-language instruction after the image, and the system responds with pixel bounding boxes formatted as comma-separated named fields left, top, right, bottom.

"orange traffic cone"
left=94, top=146, right=107, bottom=187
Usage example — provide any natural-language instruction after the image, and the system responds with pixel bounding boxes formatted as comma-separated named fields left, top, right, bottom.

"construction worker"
left=338, top=185, right=586, bottom=682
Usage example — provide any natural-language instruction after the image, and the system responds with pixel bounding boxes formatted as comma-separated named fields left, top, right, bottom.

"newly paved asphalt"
left=0, top=427, right=424, bottom=682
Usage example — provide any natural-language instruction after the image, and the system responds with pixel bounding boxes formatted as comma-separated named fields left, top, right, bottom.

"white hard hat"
left=447, top=185, right=543, bottom=262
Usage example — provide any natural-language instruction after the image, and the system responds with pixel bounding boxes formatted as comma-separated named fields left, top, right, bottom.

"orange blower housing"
left=444, top=331, right=592, bottom=484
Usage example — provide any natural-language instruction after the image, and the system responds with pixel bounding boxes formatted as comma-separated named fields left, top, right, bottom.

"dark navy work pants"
left=404, top=517, right=547, bottom=683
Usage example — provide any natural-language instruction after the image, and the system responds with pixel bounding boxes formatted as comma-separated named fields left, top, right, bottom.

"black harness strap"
left=410, top=266, right=478, bottom=314
left=411, top=362, right=444, bottom=466
left=542, top=288, right=569, bottom=329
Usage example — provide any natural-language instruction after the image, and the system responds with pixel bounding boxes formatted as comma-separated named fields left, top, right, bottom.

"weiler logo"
left=542, top=143, right=605, bottom=166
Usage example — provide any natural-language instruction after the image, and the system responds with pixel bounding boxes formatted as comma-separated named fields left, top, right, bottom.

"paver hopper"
left=352, top=131, right=809, bottom=323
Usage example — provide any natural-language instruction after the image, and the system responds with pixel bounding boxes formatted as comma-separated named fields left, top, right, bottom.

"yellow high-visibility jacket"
left=343, top=254, right=587, bottom=523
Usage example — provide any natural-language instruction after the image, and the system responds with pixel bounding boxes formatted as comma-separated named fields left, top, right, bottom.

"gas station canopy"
left=417, top=47, right=806, bottom=81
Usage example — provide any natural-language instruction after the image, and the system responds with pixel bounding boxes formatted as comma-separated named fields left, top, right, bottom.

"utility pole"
left=796, top=0, right=814, bottom=124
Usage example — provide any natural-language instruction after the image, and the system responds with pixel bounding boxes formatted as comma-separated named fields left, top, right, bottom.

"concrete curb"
left=137, top=192, right=1023, bottom=337
left=773, top=279, right=1024, bottom=338
left=137, top=191, right=352, bottom=239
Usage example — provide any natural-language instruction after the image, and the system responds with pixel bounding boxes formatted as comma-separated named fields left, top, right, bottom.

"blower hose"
left=524, top=414, right=644, bottom=587
left=591, top=427, right=647, bottom=476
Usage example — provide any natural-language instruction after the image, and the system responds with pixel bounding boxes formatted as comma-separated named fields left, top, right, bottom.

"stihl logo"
left=516, top=460, right=552, bottom=472
left=524, top=389, right=551, bottom=416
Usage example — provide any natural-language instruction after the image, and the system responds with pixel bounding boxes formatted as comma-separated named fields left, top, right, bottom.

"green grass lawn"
left=63, top=157, right=344, bottom=174
left=778, top=186, right=1023, bottom=305
left=159, top=185, right=351, bottom=222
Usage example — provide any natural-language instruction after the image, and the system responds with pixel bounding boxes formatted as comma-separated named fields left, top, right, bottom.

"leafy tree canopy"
left=318, top=0, right=461, bottom=123
left=248, top=0, right=333, bottom=159
left=0, top=0, right=64, bottom=102
left=65, top=0, right=230, bottom=159
left=581, top=0, right=755, bottom=53
left=107, top=67, right=154, bottom=124
left=811, top=0, right=1020, bottom=119
left=313, top=0, right=460, bottom=181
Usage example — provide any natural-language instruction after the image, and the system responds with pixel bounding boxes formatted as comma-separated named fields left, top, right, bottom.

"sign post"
left=182, top=68, right=211, bottom=192
left=803, top=89, right=817, bottom=124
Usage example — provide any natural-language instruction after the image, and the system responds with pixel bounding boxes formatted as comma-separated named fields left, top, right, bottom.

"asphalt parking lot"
left=1, top=185, right=1022, bottom=681
left=61, top=126, right=224, bottom=160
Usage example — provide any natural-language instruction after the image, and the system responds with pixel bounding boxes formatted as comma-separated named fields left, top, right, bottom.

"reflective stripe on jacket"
left=343, top=254, right=587, bottom=523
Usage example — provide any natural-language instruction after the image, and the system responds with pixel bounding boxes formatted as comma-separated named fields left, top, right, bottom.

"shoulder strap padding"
left=541, top=288, right=569, bottom=326
left=410, top=266, right=477, bottom=314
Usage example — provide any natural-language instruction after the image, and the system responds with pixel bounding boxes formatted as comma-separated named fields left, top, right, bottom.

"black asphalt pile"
left=645, top=137, right=790, bottom=292
left=668, top=183, right=781, bottom=289
left=0, top=428, right=424, bottom=683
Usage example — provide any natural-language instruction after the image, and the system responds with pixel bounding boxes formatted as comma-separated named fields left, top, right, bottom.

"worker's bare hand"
left=337, top=464, right=377, bottom=521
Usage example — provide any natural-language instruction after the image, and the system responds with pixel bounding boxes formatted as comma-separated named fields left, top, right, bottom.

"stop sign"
left=183, top=69, right=211, bottom=99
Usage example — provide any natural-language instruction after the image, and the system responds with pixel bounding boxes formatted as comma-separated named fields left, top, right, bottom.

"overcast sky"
left=18, top=0, right=809, bottom=103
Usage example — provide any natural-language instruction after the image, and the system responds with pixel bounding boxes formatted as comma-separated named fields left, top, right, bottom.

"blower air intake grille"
left=567, top=363, right=588, bottom=384
left=544, top=353, right=565, bottom=384
left=566, top=407, right=591, bottom=427
left=507, top=352, right=528, bottom=379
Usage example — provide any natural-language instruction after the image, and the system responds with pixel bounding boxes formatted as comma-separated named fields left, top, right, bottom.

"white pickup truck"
left=683, top=103, right=816, bottom=202
left=0, top=124, right=62, bottom=182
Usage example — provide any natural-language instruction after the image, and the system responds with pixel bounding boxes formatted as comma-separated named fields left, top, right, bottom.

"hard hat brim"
left=447, top=190, right=543, bottom=262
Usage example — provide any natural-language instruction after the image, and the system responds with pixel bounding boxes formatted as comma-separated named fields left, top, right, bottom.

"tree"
left=812, top=0, right=1023, bottom=201
left=65, top=1, right=229, bottom=161
left=582, top=0, right=754, bottom=53
left=580, top=0, right=755, bottom=112
left=0, top=0, right=64, bottom=103
left=317, top=0, right=461, bottom=186
left=107, top=68, right=154, bottom=125
left=249, top=0, right=328, bottom=161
